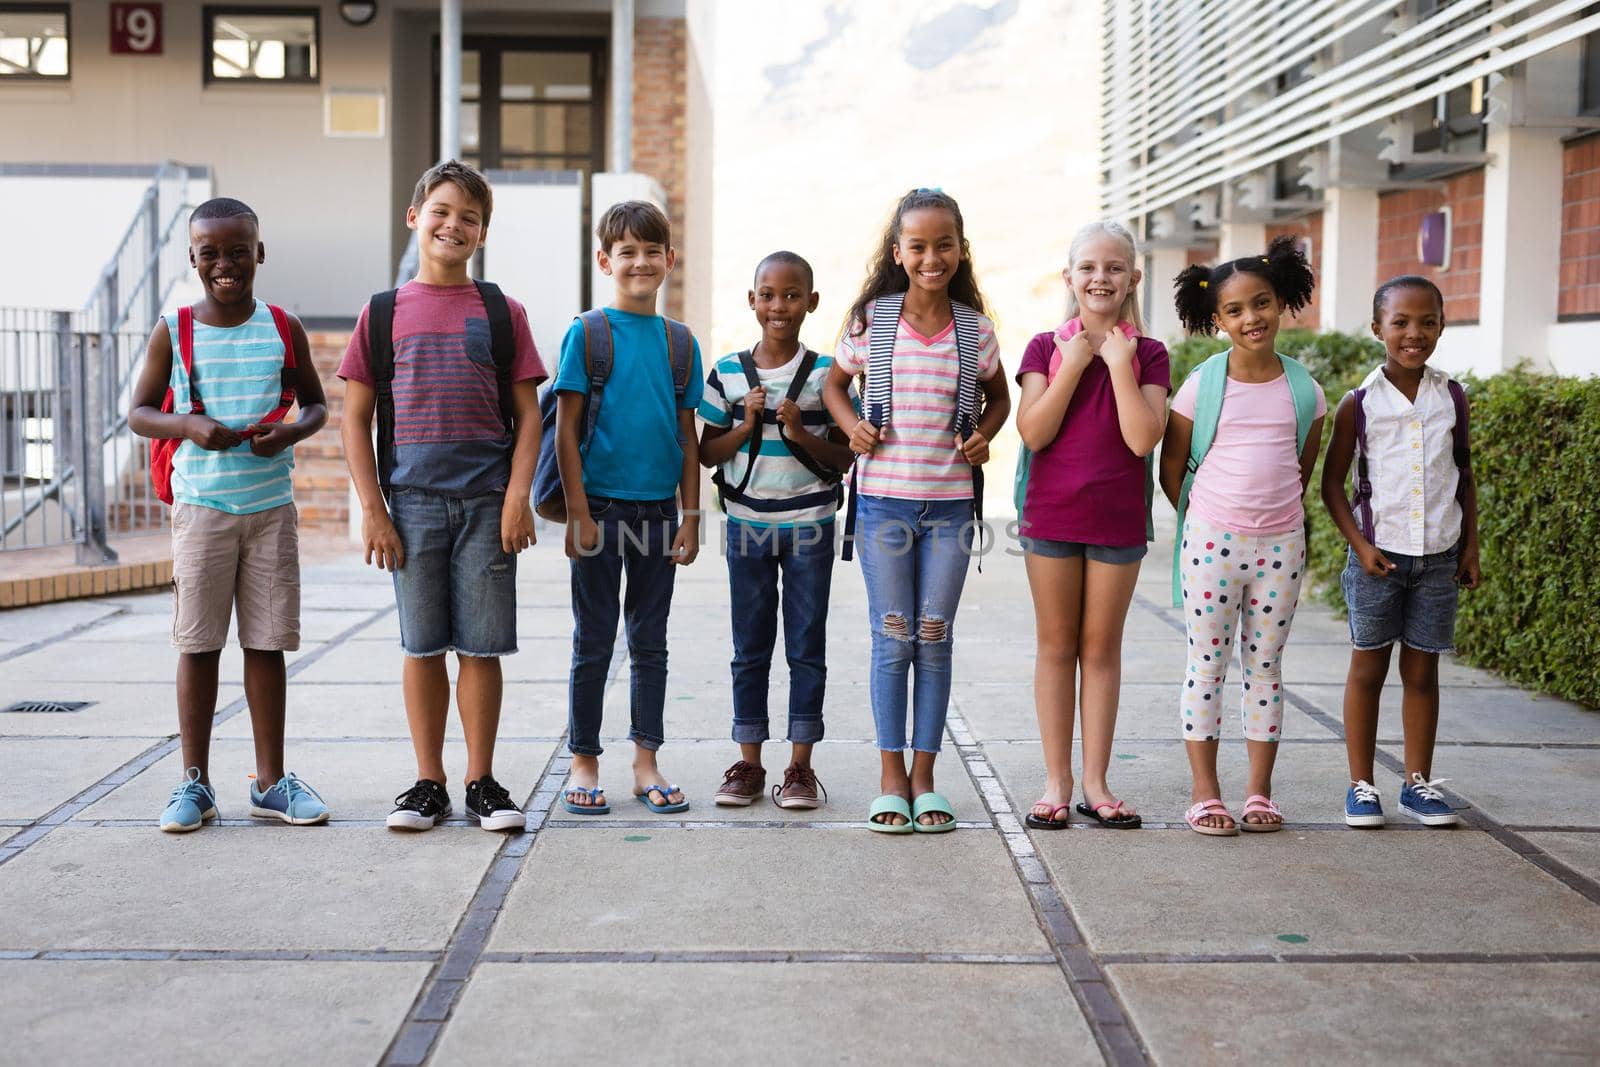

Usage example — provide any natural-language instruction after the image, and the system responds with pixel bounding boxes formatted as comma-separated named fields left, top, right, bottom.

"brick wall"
left=1560, top=134, right=1600, bottom=318
left=1265, top=214, right=1323, bottom=328
left=1377, top=168, right=1484, bottom=323
left=633, top=16, right=688, bottom=320
left=293, top=332, right=352, bottom=533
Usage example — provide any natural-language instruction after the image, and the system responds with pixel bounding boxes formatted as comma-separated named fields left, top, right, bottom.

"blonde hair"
left=1063, top=220, right=1145, bottom=334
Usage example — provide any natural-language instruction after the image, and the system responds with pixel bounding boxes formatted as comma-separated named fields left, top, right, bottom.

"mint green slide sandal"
left=867, top=794, right=914, bottom=834
left=911, top=792, right=957, bottom=834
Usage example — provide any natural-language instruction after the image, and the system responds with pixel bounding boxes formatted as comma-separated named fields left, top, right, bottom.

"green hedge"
left=1165, top=331, right=1600, bottom=708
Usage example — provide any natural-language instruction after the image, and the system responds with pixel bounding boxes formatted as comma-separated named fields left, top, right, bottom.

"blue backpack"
left=532, top=309, right=694, bottom=522
left=1170, top=349, right=1319, bottom=605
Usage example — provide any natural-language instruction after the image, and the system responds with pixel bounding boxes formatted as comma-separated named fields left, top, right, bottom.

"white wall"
left=483, top=175, right=584, bottom=362
left=1, top=175, right=154, bottom=309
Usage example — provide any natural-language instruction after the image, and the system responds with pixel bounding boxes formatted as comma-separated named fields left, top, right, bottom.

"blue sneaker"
left=1399, top=773, right=1459, bottom=826
left=250, top=773, right=331, bottom=825
left=1344, top=780, right=1385, bottom=828
left=160, top=767, right=218, bottom=833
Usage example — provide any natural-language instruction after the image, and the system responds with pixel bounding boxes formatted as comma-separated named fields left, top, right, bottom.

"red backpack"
left=150, top=304, right=297, bottom=505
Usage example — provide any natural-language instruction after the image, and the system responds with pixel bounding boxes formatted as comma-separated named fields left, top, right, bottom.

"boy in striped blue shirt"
left=129, top=197, right=331, bottom=832
left=699, top=252, right=852, bottom=809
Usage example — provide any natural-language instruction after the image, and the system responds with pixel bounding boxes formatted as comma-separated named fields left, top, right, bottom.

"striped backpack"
left=842, top=292, right=986, bottom=562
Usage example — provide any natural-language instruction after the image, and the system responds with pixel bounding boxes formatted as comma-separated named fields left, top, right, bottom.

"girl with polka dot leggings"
left=1160, top=237, right=1327, bottom=836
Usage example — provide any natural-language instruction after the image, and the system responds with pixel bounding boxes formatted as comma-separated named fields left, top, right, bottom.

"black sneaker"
left=465, top=775, right=525, bottom=832
left=387, top=779, right=451, bottom=831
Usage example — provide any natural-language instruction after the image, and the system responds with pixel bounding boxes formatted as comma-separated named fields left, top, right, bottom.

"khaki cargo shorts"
left=171, top=502, right=301, bottom=653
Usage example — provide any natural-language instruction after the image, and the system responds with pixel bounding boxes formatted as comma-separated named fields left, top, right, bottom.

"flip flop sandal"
left=1076, top=798, right=1143, bottom=829
left=868, top=794, right=914, bottom=834
left=1240, top=793, right=1284, bottom=832
left=1025, top=801, right=1073, bottom=830
left=635, top=784, right=690, bottom=814
left=561, top=786, right=610, bottom=816
left=911, top=791, right=957, bottom=834
left=1184, top=798, right=1239, bottom=837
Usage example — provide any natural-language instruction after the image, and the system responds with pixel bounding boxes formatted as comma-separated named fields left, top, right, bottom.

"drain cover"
left=3, top=700, right=91, bottom=713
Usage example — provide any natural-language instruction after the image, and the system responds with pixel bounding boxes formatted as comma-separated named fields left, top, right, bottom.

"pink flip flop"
left=1025, top=801, right=1073, bottom=831
left=1240, top=794, right=1285, bottom=832
left=1185, top=798, right=1239, bottom=837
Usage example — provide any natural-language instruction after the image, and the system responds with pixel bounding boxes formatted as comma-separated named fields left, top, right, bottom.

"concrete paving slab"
left=298, top=583, right=402, bottom=611
left=0, top=826, right=499, bottom=951
left=210, top=681, right=568, bottom=740
left=0, top=737, right=160, bottom=819
left=0, top=599, right=122, bottom=642
left=984, top=738, right=1402, bottom=827
left=1108, top=962, right=1600, bottom=1066
left=952, top=681, right=1327, bottom=742
left=0, top=960, right=430, bottom=1066
left=1292, top=682, right=1600, bottom=744
left=954, top=637, right=1188, bottom=685
left=1396, top=744, right=1600, bottom=827
left=437, top=961, right=1099, bottom=1064
left=80, top=738, right=557, bottom=822
left=0, top=682, right=241, bottom=737
left=1527, top=832, right=1600, bottom=884
left=491, top=828, right=1049, bottom=954
left=4, top=641, right=307, bottom=685
left=601, top=678, right=882, bottom=742
left=548, top=738, right=984, bottom=824
left=1039, top=830, right=1600, bottom=955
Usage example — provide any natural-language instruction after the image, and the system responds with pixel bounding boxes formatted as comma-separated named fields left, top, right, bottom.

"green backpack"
left=1170, top=349, right=1319, bottom=605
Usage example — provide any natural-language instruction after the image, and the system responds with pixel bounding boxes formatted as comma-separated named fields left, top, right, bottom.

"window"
left=0, top=4, right=69, bottom=80
left=204, top=7, right=318, bottom=84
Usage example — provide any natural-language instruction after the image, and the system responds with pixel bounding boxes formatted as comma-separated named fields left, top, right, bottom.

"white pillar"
left=1217, top=222, right=1266, bottom=261
left=610, top=0, right=635, bottom=173
left=439, top=0, right=461, bottom=161
left=1319, top=186, right=1380, bottom=334
left=1144, top=246, right=1188, bottom=343
left=1479, top=123, right=1563, bottom=374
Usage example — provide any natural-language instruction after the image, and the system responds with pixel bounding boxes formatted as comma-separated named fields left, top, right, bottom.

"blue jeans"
left=567, top=496, right=679, bottom=756
left=725, top=519, right=835, bottom=745
left=855, top=495, right=975, bottom=753
left=1340, top=543, right=1460, bottom=654
left=388, top=489, right=516, bottom=657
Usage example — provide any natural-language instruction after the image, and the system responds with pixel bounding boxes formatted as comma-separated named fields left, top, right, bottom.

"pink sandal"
left=1026, top=801, right=1073, bottom=831
left=1240, top=794, right=1284, bottom=832
left=1184, top=798, right=1239, bottom=837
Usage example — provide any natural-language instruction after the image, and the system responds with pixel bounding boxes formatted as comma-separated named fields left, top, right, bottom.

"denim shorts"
left=1019, top=536, right=1147, bottom=564
left=388, top=488, right=517, bottom=657
left=1340, top=544, right=1460, bottom=654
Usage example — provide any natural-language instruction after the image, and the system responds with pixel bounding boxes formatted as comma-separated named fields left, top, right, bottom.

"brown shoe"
left=714, top=760, right=766, bottom=806
left=773, top=764, right=826, bottom=810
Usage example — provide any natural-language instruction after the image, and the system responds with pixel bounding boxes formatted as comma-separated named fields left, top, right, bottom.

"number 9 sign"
left=111, top=3, right=164, bottom=55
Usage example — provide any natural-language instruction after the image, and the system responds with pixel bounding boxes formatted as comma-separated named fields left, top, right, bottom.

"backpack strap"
left=258, top=304, right=298, bottom=425
left=1350, top=386, right=1375, bottom=543
left=575, top=308, right=614, bottom=450
left=713, top=350, right=763, bottom=505
left=949, top=300, right=986, bottom=569
left=776, top=348, right=844, bottom=489
left=863, top=292, right=904, bottom=428
left=1280, top=355, right=1319, bottom=456
left=664, top=318, right=694, bottom=397
left=1446, top=379, right=1471, bottom=506
left=1171, top=349, right=1232, bottom=605
left=367, top=289, right=398, bottom=489
left=473, top=279, right=517, bottom=435
left=176, top=305, right=203, bottom=415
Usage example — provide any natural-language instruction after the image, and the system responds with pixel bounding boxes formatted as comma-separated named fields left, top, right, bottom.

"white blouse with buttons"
left=1354, top=363, right=1464, bottom=556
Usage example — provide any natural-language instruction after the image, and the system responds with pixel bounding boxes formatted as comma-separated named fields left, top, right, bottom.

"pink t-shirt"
left=1017, top=330, right=1169, bottom=546
left=834, top=299, right=1001, bottom=500
left=1171, top=369, right=1327, bottom=534
left=339, top=281, right=546, bottom=495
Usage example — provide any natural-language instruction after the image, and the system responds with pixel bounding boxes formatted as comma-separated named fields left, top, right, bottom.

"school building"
left=1102, top=0, right=1600, bottom=378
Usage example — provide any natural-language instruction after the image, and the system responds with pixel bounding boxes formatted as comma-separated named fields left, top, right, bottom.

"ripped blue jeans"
left=855, top=494, right=974, bottom=753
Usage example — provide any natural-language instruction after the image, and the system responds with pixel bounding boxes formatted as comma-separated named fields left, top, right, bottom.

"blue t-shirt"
left=553, top=307, right=704, bottom=500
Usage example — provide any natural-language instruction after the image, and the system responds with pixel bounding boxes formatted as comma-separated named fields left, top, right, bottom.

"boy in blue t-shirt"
left=554, top=201, right=703, bottom=814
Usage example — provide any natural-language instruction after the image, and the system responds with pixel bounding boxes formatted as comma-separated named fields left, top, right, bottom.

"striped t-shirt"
left=167, top=300, right=295, bottom=515
left=698, top=346, right=839, bottom=527
left=834, top=299, right=1000, bottom=500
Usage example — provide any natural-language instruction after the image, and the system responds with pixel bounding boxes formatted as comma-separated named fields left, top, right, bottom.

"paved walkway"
left=2, top=520, right=1598, bottom=1065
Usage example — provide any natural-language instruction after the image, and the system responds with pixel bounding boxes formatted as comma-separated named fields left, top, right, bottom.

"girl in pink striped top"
left=823, top=189, right=1011, bottom=834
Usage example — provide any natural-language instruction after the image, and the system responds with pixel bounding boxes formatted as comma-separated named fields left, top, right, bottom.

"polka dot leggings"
left=1179, top=518, right=1306, bottom=742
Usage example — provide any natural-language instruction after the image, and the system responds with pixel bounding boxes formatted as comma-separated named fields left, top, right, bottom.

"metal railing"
left=1, top=163, right=197, bottom=560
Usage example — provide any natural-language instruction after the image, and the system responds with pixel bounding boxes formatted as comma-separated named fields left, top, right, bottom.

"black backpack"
left=711, top=347, right=844, bottom=514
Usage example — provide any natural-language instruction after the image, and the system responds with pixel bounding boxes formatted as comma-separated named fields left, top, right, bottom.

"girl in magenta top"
left=1013, top=221, right=1170, bottom=831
